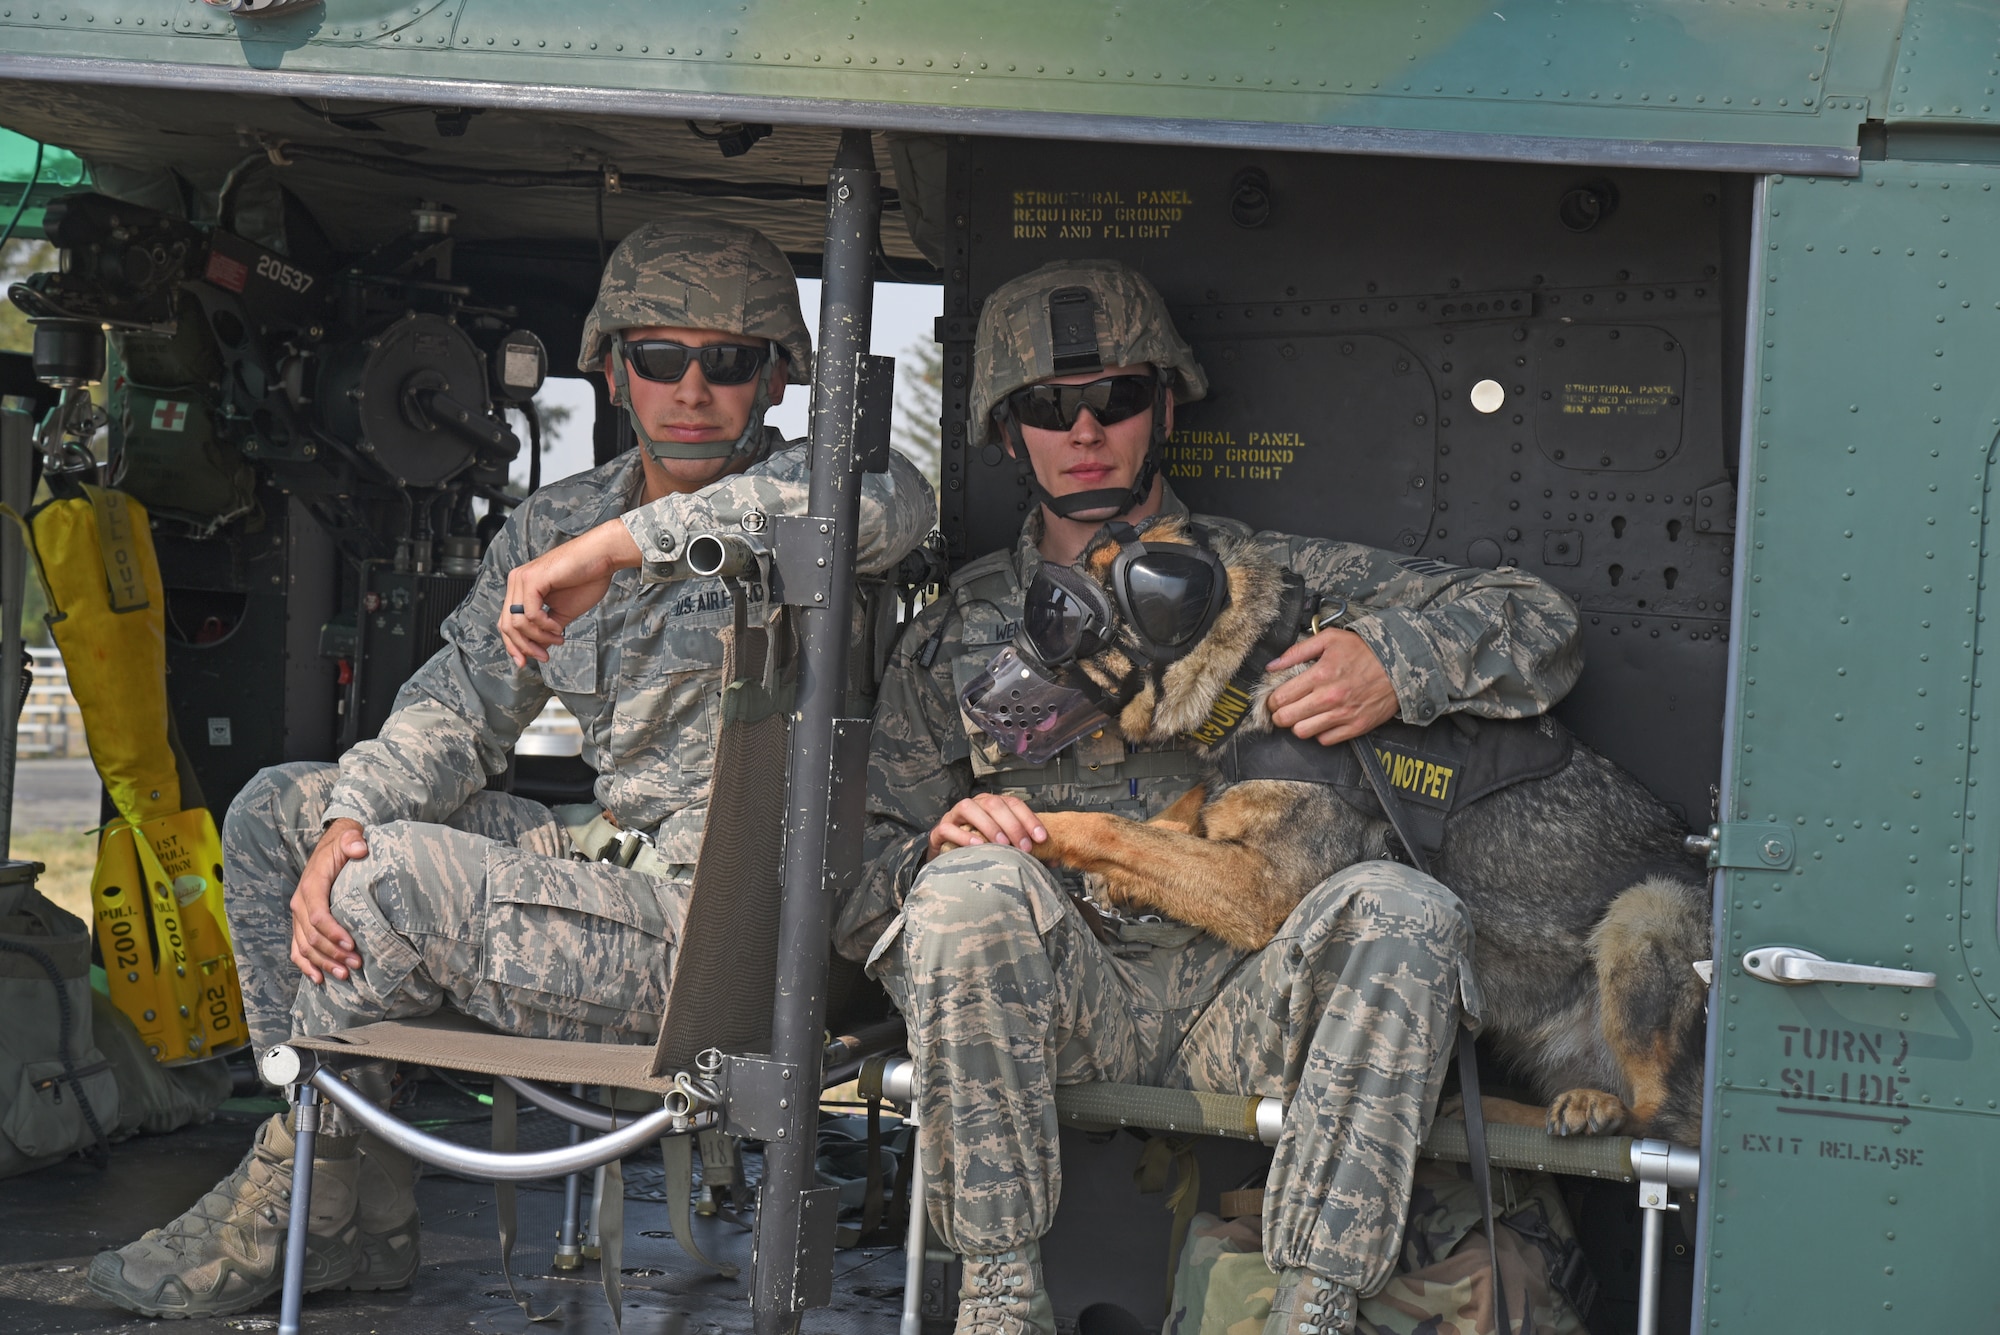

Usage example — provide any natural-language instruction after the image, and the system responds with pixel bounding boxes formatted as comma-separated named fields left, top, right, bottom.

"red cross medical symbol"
left=151, top=399, right=188, bottom=432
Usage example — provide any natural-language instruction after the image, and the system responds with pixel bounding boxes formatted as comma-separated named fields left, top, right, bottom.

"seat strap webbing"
left=598, top=1156, right=625, bottom=1331
left=1350, top=738, right=1520, bottom=1335
left=489, top=1082, right=558, bottom=1322
left=664, top=1132, right=740, bottom=1278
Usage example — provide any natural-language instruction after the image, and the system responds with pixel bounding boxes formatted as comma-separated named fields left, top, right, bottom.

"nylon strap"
left=663, top=1132, right=740, bottom=1278
left=1185, top=572, right=1307, bottom=750
left=1134, top=1134, right=1201, bottom=1314
left=1349, top=738, right=1514, bottom=1335
left=599, top=1156, right=625, bottom=1331
left=489, top=1082, right=558, bottom=1323
left=835, top=1091, right=890, bottom=1247
left=991, top=746, right=1199, bottom=788
left=86, top=486, right=149, bottom=612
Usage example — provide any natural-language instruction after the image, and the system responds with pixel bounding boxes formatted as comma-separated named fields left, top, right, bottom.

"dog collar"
left=1185, top=571, right=1315, bottom=749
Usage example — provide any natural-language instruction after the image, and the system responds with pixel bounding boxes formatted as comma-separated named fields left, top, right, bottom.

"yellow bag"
left=30, top=485, right=177, bottom=822
left=141, top=808, right=249, bottom=1059
left=30, top=486, right=248, bottom=1062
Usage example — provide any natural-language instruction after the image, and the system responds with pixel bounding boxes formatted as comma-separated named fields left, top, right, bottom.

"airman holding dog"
left=846, top=258, right=1582, bottom=1335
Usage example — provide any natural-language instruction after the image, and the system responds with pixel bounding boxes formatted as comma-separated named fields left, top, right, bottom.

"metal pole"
left=1635, top=1204, right=1662, bottom=1335
left=752, top=126, right=879, bottom=1335
left=554, top=1083, right=586, bottom=1270
left=277, top=1082, right=321, bottom=1335
left=0, top=396, right=35, bottom=860
left=898, top=1098, right=926, bottom=1335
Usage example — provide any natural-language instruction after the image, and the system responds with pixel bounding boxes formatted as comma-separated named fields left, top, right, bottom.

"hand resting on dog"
left=930, top=632, right=1374, bottom=860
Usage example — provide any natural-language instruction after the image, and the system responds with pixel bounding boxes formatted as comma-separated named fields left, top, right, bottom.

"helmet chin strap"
left=612, top=340, right=778, bottom=463
left=1002, top=377, right=1171, bottom=521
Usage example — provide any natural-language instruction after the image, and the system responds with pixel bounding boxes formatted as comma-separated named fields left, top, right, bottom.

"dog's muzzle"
left=959, top=644, right=1113, bottom=765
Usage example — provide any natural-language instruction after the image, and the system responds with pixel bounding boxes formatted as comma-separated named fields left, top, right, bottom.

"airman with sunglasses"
left=845, top=259, right=1581, bottom=1335
left=86, top=219, right=934, bottom=1323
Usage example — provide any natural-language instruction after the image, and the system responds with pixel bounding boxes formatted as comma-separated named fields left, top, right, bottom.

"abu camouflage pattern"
left=225, top=439, right=927, bottom=1050
left=850, top=483, right=1578, bottom=1303
left=322, top=439, right=933, bottom=843
left=867, top=844, right=1477, bottom=1297
left=224, top=762, right=690, bottom=1052
left=841, top=485, right=1580, bottom=961
left=1166, top=1162, right=1593, bottom=1335
left=968, top=258, right=1208, bottom=444
left=576, top=218, right=814, bottom=376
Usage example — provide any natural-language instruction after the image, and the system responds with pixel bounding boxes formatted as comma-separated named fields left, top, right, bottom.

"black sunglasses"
left=621, top=338, right=771, bottom=386
left=1001, top=373, right=1158, bottom=433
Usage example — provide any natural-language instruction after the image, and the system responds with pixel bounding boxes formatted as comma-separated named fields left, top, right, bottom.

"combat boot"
left=955, top=1241, right=1056, bottom=1335
left=328, top=1063, right=421, bottom=1291
left=86, top=1111, right=361, bottom=1318
left=1264, top=1268, right=1357, bottom=1335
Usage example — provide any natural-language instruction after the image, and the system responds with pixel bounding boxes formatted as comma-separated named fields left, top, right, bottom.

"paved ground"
left=0, top=1081, right=912, bottom=1335
left=11, top=757, right=99, bottom=832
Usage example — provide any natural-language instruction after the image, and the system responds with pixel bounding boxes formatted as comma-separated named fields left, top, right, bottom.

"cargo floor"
left=0, top=1088, right=908, bottom=1335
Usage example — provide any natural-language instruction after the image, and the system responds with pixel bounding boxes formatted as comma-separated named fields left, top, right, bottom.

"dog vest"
left=1212, top=713, right=1575, bottom=865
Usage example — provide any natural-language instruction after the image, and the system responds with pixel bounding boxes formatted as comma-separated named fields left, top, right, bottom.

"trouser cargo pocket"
left=480, top=847, right=674, bottom=1037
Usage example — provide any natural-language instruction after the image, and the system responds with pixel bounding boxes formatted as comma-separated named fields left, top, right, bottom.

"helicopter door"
left=1705, top=162, right=2000, bottom=1331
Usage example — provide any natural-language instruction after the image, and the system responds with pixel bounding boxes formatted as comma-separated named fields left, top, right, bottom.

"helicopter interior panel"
left=934, top=137, right=1751, bottom=828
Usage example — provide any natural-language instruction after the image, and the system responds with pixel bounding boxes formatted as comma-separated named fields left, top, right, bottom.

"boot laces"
left=959, top=1251, right=1033, bottom=1335
left=1286, top=1273, right=1355, bottom=1335
left=148, top=1138, right=291, bottom=1259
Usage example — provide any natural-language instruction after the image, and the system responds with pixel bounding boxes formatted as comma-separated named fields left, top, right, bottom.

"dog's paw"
left=1546, top=1088, right=1630, bottom=1137
left=1028, top=811, right=1085, bottom=862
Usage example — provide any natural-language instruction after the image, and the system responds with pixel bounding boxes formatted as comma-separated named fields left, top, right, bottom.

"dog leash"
left=1349, top=736, right=1525, bottom=1335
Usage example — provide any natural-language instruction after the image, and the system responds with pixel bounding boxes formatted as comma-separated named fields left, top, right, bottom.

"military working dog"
left=1024, top=516, right=1711, bottom=1146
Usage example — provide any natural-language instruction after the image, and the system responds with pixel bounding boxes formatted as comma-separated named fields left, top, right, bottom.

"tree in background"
left=893, top=336, right=942, bottom=490
left=0, top=239, right=54, bottom=355
left=3, top=241, right=55, bottom=643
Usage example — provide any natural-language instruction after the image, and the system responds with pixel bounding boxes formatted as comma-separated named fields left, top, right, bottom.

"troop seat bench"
left=866, top=1061, right=1699, bottom=1335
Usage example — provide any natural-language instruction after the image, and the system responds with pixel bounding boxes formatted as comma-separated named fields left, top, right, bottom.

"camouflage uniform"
left=90, top=216, right=935, bottom=1324
left=1168, top=1161, right=1593, bottom=1335
left=227, top=435, right=933, bottom=1053
left=847, top=487, right=1580, bottom=1299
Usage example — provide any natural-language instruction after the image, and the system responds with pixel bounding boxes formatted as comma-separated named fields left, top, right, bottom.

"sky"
left=514, top=278, right=942, bottom=489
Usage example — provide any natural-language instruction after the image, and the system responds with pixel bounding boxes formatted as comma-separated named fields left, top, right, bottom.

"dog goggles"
left=957, top=644, right=1114, bottom=765
left=621, top=338, right=770, bottom=385
left=1000, top=373, right=1158, bottom=433
left=1020, top=535, right=1230, bottom=669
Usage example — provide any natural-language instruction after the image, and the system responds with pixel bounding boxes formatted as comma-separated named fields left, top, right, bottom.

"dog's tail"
left=1590, top=876, right=1710, bottom=1145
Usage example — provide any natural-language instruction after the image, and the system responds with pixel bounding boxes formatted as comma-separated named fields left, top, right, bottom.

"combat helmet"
left=578, top=218, right=814, bottom=461
left=971, top=258, right=1207, bottom=518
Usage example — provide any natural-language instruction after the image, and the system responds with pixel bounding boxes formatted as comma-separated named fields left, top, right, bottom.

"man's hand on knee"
left=928, top=794, right=1047, bottom=861
left=291, top=818, right=368, bottom=984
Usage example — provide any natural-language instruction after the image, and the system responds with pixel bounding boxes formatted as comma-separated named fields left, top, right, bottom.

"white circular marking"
left=1470, top=379, right=1507, bottom=414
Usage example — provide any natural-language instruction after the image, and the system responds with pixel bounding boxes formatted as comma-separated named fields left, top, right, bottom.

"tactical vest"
left=939, top=548, right=1200, bottom=820
left=1214, top=713, right=1575, bottom=866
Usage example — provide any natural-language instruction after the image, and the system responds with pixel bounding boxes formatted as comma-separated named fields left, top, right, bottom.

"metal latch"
left=1694, top=823, right=1794, bottom=871
left=1741, top=946, right=1936, bottom=990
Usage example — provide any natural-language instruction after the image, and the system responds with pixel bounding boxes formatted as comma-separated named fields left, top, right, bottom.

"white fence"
left=20, top=646, right=86, bottom=758
left=15, top=647, right=580, bottom=762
